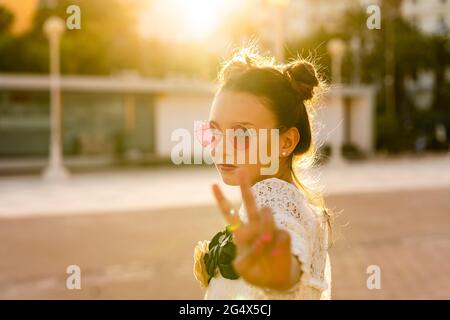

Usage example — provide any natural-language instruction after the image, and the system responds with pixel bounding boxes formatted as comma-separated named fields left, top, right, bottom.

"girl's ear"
left=279, top=127, right=300, bottom=157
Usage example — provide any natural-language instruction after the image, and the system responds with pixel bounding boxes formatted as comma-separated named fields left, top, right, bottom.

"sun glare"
left=138, top=0, right=236, bottom=42
left=184, top=0, right=220, bottom=39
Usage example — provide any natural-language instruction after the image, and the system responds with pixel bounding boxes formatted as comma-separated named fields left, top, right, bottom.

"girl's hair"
left=217, top=46, right=333, bottom=241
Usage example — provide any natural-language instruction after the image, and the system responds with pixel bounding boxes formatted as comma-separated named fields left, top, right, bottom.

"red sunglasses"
left=194, top=121, right=285, bottom=151
left=194, top=121, right=256, bottom=150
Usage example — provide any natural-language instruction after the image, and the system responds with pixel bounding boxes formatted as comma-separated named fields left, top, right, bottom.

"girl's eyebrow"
left=231, top=122, right=254, bottom=126
left=208, top=120, right=255, bottom=128
left=209, top=120, right=220, bottom=129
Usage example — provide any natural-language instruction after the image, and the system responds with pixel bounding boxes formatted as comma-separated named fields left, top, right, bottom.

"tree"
left=286, top=3, right=449, bottom=153
left=0, top=5, right=13, bottom=34
left=0, top=0, right=141, bottom=74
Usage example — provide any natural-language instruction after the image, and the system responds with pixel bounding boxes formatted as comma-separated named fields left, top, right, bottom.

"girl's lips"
left=217, top=164, right=238, bottom=172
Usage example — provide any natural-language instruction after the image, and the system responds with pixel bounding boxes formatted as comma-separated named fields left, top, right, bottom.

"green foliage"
left=0, top=5, right=13, bottom=33
left=0, top=1, right=131, bottom=74
left=286, top=4, right=449, bottom=153
left=204, top=226, right=240, bottom=283
left=0, top=1, right=219, bottom=78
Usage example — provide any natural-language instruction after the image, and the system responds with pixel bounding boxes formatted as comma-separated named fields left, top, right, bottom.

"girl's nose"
left=211, top=139, right=235, bottom=164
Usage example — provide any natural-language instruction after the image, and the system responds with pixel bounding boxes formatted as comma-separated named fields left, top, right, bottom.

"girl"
left=193, top=47, right=332, bottom=300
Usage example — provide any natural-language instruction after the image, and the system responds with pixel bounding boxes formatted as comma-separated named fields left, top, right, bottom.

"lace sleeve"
left=238, top=178, right=330, bottom=299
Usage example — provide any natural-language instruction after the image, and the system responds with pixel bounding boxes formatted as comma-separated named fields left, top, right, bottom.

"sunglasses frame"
left=195, top=121, right=287, bottom=150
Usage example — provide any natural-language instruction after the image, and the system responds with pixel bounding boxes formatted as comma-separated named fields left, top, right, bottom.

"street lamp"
left=327, top=38, right=346, bottom=84
left=267, top=0, right=290, bottom=63
left=326, top=38, right=347, bottom=165
left=42, top=16, right=69, bottom=179
left=350, top=36, right=361, bottom=85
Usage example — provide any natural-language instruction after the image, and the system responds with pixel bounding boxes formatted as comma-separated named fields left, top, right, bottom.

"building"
left=0, top=74, right=214, bottom=163
left=0, top=74, right=375, bottom=171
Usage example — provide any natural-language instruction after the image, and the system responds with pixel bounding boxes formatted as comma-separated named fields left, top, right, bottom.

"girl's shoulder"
left=239, top=177, right=323, bottom=227
left=251, top=177, right=304, bottom=202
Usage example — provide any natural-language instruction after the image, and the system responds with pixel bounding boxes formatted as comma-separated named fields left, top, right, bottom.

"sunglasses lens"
left=195, top=121, right=214, bottom=147
left=195, top=124, right=258, bottom=150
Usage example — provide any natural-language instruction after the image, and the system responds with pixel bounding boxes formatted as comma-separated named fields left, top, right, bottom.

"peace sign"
left=211, top=169, right=302, bottom=291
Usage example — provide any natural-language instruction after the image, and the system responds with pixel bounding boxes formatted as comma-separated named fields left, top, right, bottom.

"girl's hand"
left=212, top=169, right=302, bottom=291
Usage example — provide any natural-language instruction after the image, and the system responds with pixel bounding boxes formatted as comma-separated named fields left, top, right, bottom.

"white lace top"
left=204, top=177, right=332, bottom=300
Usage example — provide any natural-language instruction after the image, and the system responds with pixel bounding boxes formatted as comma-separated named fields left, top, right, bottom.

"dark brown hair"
left=217, top=47, right=332, bottom=241
left=218, top=48, right=320, bottom=159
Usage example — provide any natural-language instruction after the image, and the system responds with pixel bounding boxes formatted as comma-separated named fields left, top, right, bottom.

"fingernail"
left=253, top=238, right=263, bottom=251
left=271, top=248, right=281, bottom=257
left=261, top=232, right=272, bottom=243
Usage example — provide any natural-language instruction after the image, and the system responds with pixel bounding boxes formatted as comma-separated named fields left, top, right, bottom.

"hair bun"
left=283, top=61, right=319, bottom=101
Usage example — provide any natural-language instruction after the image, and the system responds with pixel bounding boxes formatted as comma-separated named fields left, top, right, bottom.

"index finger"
left=211, top=183, right=241, bottom=226
left=237, top=169, right=259, bottom=222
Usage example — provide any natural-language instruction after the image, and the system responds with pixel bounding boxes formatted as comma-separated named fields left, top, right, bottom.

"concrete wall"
left=154, top=93, right=214, bottom=158
left=0, top=74, right=375, bottom=162
left=154, top=85, right=376, bottom=160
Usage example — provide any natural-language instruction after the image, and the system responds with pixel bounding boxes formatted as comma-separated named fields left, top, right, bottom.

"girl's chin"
left=217, top=171, right=240, bottom=186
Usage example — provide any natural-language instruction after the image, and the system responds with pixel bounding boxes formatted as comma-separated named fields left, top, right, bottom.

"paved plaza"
left=0, top=154, right=449, bottom=299
left=1, top=154, right=449, bottom=218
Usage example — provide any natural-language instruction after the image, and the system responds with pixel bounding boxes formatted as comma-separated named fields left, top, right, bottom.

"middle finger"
left=237, top=169, right=259, bottom=223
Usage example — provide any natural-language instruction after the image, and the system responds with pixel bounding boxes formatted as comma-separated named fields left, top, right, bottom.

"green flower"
left=204, top=226, right=240, bottom=283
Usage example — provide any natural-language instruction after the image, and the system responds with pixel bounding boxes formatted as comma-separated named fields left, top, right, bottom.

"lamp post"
left=327, top=38, right=347, bottom=164
left=42, top=16, right=69, bottom=179
left=267, top=0, right=290, bottom=63
left=327, top=38, right=346, bottom=84
left=350, top=36, right=361, bottom=85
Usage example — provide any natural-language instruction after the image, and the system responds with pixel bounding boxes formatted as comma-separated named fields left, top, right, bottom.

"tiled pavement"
left=0, top=153, right=449, bottom=219
left=329, top=187, right=450, bottom=299
left=0, top=186, right=449, bottom=299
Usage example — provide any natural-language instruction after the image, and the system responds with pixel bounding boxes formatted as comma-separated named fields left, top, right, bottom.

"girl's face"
left=208, top=90, right=280, bottom=186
